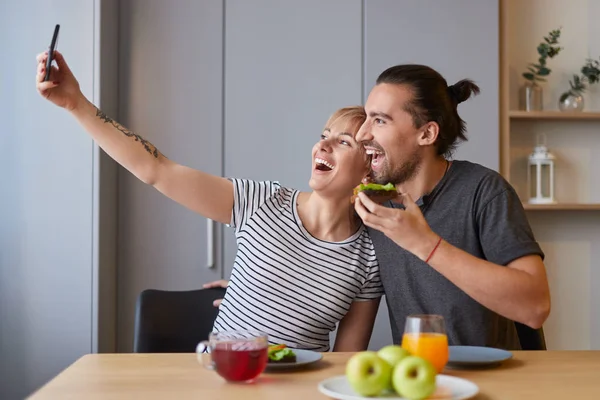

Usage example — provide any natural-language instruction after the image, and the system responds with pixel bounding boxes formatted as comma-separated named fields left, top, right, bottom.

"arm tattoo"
left=95, top=107, right=161, bottom=158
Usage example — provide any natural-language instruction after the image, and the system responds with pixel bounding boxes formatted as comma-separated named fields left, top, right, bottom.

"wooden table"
left=29, top=351, right=600, bottom=399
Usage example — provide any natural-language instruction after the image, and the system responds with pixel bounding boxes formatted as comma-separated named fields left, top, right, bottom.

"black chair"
left=515, top=322, right=547, bottom=350
left=133, top=287, right=227, bottom=353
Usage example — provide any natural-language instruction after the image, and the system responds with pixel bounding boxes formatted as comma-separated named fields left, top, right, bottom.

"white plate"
left=318, top=375, right=479, bottom=400
left=265, top=349, right=323, bottom=370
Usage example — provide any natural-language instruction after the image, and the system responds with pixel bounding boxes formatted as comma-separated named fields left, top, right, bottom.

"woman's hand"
left=36, top=50, right=85, bottom=111
left=203, top=280, right=229, bottom=307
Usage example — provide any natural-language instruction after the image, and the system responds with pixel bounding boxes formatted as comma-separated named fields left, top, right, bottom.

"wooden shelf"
left=523, top=203, right=600, bottom=211
left=499, top=0, right=600, bottom=204
left=510, top=111, right=600, bottom=120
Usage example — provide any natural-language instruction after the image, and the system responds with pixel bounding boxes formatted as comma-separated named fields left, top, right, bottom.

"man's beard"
left=370, top=151, right=421, bottom=185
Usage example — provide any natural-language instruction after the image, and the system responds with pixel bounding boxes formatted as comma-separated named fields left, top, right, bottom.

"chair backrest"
left=515, top=322, right=547, bottom=350
left=133, top=287, right=227, bottom=353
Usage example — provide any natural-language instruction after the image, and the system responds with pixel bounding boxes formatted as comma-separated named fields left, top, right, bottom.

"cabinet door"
left=223, top=0, right=363, bottom=275
left=365, top=0, right=499, bottom=170
left=0, top=1, right=96, bottom=398
left=117, top=0, right=224, bottom=352
left=363, top=0, right=499, bottom=350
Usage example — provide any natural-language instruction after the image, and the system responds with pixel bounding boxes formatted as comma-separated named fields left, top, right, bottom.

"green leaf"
left=522, top=72, right=535, bottom=81
left=537, top=67, right=551, bottom=76
left=581, top=60, right=600, bottom=84
left=268, top=348, right=295, bottom=361
left=548, top=47, right=562, bottom=58
left=357, top=182, right=396, bottom=192
left=545, top=28, right=562, bottom=44
left=568, top=74, right=586, bottom=93
left=569, top=81, right=577, bottom=91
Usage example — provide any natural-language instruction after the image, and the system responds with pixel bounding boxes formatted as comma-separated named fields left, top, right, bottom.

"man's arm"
left=423, top=240, right=550, bottom=329
left=333, top=298, right=380, bottom=351
left=354, top=191, right=550, bottom=330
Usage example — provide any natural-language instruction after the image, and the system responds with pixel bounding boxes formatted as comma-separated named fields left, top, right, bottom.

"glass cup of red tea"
left=197, top=331, right=269, bottom=382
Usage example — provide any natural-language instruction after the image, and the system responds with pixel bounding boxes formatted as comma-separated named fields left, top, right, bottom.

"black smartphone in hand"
left=44, top=24, right=60, bottom=82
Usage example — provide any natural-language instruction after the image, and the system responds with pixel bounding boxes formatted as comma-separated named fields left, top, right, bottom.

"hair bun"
left=447, top=79, right=480, bottom=104
left=447, top=85, right=460, bottom=103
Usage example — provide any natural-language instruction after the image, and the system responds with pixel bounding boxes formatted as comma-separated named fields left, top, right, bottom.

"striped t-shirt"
left=212, top=179, right=384, bottom=351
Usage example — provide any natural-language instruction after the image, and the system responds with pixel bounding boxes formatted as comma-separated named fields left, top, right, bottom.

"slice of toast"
left=268, top=344, right=297, bottom=363
left=351, top=183, right=399, bottom=204
left=351, top=188, right=399, bottom=204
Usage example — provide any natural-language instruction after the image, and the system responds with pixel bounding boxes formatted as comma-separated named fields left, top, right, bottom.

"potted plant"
left=520, top=28, right=562, bottom=111
left=558, top=57, right=600, bottom=111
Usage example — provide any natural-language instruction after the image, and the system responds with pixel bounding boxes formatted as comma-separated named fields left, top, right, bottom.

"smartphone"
left=44, top=24, right=60, bottom=82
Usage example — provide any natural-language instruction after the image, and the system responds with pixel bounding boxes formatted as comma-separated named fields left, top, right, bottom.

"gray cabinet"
left=221, top=0, right=394, bottom=351
left=116, top=0, right=225, bottom=352
left=364, top=0, right=499, bottom=170
left=222, top=0, right=363, bottom=276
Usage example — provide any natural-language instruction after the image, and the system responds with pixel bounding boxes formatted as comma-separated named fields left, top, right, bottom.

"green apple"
left=345, top=351, right=392, bottom=397
left=392, top=356, right=437, bottom=400
left=377, top=345, right=411, bottom=368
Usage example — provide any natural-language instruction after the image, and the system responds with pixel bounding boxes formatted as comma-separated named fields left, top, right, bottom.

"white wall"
left=0, top=2, right=95, bottom=399
left=0, top=1, right=119, bottom=398
left=507, top=0, right=600, bottom=350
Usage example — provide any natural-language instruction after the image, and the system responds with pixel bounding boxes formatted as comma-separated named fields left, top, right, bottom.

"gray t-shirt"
left=369, top=160, right=544, bottom=350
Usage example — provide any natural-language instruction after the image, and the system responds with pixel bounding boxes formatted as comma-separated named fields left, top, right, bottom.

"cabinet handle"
left=207, top=219, right=215, bottom=269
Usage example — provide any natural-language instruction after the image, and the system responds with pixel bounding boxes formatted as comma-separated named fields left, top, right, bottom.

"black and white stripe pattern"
left=212, top=179, right=383, bottom=351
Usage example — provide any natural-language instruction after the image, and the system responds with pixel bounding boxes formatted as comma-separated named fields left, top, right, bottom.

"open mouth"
left=365, top=148, right=385, bottom=170
left=315, top=157, right=335, bottom=172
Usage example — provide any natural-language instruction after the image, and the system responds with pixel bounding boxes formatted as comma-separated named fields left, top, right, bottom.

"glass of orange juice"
left=401, top=314, right=449, bottom=373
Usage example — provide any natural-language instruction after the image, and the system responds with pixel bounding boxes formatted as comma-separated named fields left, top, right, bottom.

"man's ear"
left=418, top=122, right=439, bottom=146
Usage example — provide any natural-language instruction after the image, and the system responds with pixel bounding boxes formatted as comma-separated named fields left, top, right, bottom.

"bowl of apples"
left=317, top=345, right=479, bottom=400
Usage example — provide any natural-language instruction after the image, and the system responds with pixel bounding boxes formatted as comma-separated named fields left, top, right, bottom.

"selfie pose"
left=208, top=65, right=552, bottom=351
left=35, top=50, right=383, bottom=352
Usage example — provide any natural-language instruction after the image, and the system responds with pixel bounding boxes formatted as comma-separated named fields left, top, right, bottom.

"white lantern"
left=527, top=134, right=556, bottom=204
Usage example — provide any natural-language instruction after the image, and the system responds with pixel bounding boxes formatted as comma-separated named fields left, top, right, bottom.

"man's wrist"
left=424, top=236, right=443, bottom=263
left=412, top=232, right=442, bottom=262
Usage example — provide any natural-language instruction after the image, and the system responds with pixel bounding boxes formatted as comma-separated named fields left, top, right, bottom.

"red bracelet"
left=425, top=236, right=443, bottom=263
